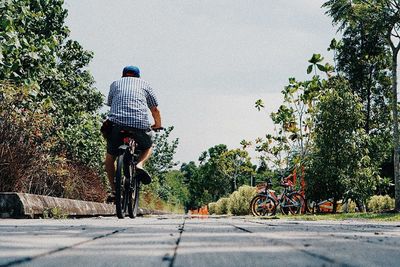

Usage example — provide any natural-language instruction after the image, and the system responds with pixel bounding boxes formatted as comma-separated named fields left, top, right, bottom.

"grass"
left=139, top=191, right=185, bottom=214
left=42, top=207, right=68, bottom=219
left=272, top=212, right=400, bottom=222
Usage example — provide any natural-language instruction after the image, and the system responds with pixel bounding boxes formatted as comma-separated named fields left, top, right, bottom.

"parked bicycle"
left=250, top=177, right=305, bottom=216
left=114, top=127, right=162, bottom=219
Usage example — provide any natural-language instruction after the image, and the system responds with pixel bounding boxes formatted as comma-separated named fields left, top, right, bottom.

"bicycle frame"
left=267, top=188, right=300, bottom=210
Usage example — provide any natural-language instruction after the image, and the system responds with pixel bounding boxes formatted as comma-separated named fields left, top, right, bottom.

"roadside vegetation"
left=0, top=0, right=183, bottom=210
left=1, top=0, right=399, bottom=215
left=186, top=0, right=400, bottom=215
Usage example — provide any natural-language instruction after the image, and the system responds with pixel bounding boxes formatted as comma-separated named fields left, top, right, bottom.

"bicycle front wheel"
left=115, top=154, right=126, bottom=219
left=282, top=193, right=305, bottom=215
left=250, top=195, right=277, bottom=216
left=128, top=166, right=140, bottom=218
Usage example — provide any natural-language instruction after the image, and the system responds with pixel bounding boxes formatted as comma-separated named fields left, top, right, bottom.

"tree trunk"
left=332, top=197, right=338, bottom=214
left=393, top=51, right=400, bottom=212
left=365, top=65, right=374, bottom=134
left=356, top=199, right=366, bottom=212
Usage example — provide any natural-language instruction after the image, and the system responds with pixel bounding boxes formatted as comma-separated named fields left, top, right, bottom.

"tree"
left=306, top=77, right=378, bottom=212
left=326, top=6, right=393, bottom=196
left=181, top=144, right=256, bottom=209
left=217, top=149, right=255, bottom=191
left=197, top=144, right=230, bottom=202
left=181, top=161, right=210, bottom=209
left=164, top=170, right=189, bottom=208
left=323, top=0, right=400, bottom=211
left=254, top=55, right=331, bottom=178
left=144, top=126, right=179, bottom=200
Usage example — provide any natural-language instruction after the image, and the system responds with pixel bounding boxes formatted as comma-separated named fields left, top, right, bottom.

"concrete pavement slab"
left=0, top=216, right=399, bottom=267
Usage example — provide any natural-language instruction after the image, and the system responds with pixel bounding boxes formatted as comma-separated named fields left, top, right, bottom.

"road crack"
left=0, top=228, right=126, bottom=267
left=167, top=217, right=186, bottom=267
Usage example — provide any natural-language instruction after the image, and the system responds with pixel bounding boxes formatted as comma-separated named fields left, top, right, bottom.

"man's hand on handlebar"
left=151, top=125, right=164, bottom=132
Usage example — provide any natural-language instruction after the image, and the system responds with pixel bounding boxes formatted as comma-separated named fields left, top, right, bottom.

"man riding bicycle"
left=103, top=66, right=162, bottom=198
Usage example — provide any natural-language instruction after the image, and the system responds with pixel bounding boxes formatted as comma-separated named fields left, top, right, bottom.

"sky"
left=63, top=0, right=337, bottom=164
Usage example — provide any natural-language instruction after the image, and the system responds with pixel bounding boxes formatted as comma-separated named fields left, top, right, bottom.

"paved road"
left=0, top=215, right=399, bottom=267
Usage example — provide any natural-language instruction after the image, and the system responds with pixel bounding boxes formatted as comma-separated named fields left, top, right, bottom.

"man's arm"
left=150, top=106, right=162, bottom=129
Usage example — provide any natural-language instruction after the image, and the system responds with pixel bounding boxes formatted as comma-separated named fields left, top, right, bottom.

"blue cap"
left=122, top=66, right=140, bottom=77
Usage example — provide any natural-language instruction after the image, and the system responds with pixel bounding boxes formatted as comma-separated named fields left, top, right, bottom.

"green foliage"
left=255, top=99, right=264, bottom=111
left=0, top=0, right=109, bottom=201
left=144, top=126, right=179, bottom=201
left=0, top=84, right=107, bottom=202
left=182, top=144, right=256, bottom=209
left=228, top=185, right=256, bottom=216
left=255, top=72, right=326, bottom=177
left=43, top=207, right=68, bottom=219
left=218, top=149, right=255, bottom=191
left=307, top=54, right=334, bottom=75
left=306, top=77, right=379, bottom=208
left=146, top=126, right=179, bottom=176
left=189, top=144, right=230, bottom=205
left=208, top=202, right=217, bottom=215
left=324, top=0, right=400, bottom=211
left=164, top=170, right=189, bottom=207
left=181, top=161, right=203, bottom=208
left=0, top=0, right=69, bottom=84
left=207, top=185, right=257, bottom=216
left=341, top=200, right=357, bottom=213
left=59, top=113, right=105, bottom=171
left=0, top=0, right=105, bottom=170
left=215, top=197, right=230, bottom=215
left=367, top=195, right=395, bottom=212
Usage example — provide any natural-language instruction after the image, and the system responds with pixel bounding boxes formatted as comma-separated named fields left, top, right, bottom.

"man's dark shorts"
left=107, top=124, right=153, bottom=156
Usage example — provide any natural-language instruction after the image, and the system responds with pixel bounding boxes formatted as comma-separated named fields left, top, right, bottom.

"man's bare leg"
left=136, top=147, right=152, bottom=169
left=105, top=153, right=116, bottom=192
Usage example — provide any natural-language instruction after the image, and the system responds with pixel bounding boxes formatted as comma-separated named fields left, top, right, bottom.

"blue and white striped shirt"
left=107, top=77, right=158, bottom=129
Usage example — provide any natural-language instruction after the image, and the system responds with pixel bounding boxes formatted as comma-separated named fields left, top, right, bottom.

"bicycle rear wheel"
left=250, top=195, right=277, bottom=216
left=115, top=154, right=126, bottom=219
left=128, top=166, right=140, bottom=218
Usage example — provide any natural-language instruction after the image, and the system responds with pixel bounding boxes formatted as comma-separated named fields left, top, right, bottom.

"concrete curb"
left=0, top=192, right=168, bottom=218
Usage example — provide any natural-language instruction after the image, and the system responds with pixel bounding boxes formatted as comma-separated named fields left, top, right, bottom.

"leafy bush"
left=228, top=185, right=256, bottom=216
left=0, top=84, right=54, bottom=192
left=367, top=195, right=395, bottom=212
left=215, top=197, right=230, bottom=215
left=208, top=202, right=217, bottom=215
left=0, top=0, right=109, bottom=202
left=0, top=0, right=105, bottom=173
left=341, top=200, right=357, bottom=213
left=59, top=113, right=106, bottom=172
left=0, top=84, right=107, bottom=202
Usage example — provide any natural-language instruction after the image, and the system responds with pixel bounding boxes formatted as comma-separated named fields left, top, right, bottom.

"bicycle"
left=114, top=127, right=162, bottom=219
left=250, top=178, right=305, bottom=216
